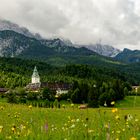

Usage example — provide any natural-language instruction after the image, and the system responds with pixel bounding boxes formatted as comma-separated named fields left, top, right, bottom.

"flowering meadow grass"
left=0, top=101, right=140, bottom=140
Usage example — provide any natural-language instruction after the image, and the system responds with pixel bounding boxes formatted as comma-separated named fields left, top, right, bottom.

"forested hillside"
left=0, top=57, right=140, bottom=89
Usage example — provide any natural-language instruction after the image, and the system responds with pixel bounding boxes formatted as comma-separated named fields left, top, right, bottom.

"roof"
left=26, top=83, right=41, bottom=90
left=32, top=66, right=40, bottom=78
left=26, top=82, right=72, bottom=91
left=41, top=82, right=72, bottom=90
left=0, top=88, right=8, bottom=93
left=132, top=86, right=139, bottom=89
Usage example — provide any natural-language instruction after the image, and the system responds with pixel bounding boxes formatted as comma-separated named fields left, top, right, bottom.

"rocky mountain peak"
left=0, top=19, right=42, bottom=40
left=82, top=43, right=121, bottom=57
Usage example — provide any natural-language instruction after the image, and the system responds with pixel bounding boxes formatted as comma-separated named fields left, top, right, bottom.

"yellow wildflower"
left=70, top=124, right=75, bottom=128
left=28, top=105, right=32, bottom=109
left=115, top=115, right=120, bottom=120
left=71, top=103, right=74, bottom=107
left=112, top=108, right=118, bottom=113
left=27, top=129, right=31, bottom=135
left=116, top=130, right=121, bottom=134
left=126, top=125, right=129, bottom=128
left=88, top=129, right=94, bottom=133
left=71, top=119, right=75, bottom=123
left=0, top=126, right=3, bottom=133
left=11, top=127, right=16, bottom=133
left=0, top=106, right=4, bottom=110
left=111, top=101, right=115, bottom=105
left=84, top=124, right=88, bottom=127
left=104, top=124, right=109, bottom=128
left=6, top=136, right=12, bottom=139
left=127, top=114, right=133, bottom=121
left=62, top=104, right=65, bottom=108
left=135, top=119, right=138, bottom=122
left=17, top=132, right=20, bottom=137
left=20, top=124, right=26, bottom=130
left=76, top=119, right=80, bottom=122
left=55, top=95, right=59, bottom=98
left=126, top=122, right=128, bottom=125
left=130, top=137, right=137, bottom=140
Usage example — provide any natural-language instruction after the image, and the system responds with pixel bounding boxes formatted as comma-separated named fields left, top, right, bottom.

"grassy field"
left=116, top=96, right=140, bottom=108
left=0, top=97, right=140, bottom=140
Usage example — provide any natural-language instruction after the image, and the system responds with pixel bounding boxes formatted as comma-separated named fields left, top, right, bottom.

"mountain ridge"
left=115, top=48, right=140, bottom=63
left=0, top=19, right=121, bottom=57
left=0, top=30, right=122, bottom=66
left=2, top=19, right=140, bottom=65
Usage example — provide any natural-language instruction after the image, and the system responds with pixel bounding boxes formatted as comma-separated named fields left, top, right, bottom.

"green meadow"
left=116, top=96, right=140, bottom=108
left=0, top=96, right=140, bottom=140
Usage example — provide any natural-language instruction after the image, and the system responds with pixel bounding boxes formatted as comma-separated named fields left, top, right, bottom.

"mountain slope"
left=0, top=30, right=122, bottom=66
left=41, top=38, right=94, bottom=55
left=115, top=48, right=140, bottom=63
left=0, top=30, right=95, bottom=57
left=0, top=30, right=54, bottom=57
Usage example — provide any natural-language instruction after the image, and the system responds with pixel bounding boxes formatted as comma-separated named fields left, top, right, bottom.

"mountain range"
left=0, top=30, right=117, bottom=66
left=0, top=20, right=120, bottom=56
left=0, top=19, right=140, bottom=65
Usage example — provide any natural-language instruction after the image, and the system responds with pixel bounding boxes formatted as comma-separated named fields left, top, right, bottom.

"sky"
left=0, top=0, right=140, bottom=50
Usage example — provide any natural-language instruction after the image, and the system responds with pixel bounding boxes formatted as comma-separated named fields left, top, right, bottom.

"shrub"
left=7, top=90, right=18, bottom=103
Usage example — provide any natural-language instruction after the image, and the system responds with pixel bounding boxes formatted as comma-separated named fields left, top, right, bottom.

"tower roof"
left=32, top=66, right=40, bottom=78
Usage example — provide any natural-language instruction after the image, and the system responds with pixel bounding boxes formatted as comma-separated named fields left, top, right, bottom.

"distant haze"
left=0, top=0, right=140, bottom=50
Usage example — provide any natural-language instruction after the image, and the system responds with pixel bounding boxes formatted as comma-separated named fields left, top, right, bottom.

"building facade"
left=26, top=66, right=72, bottom=94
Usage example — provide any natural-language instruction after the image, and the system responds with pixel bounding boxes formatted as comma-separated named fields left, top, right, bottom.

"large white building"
left=26, top=66, right=72, bottom=93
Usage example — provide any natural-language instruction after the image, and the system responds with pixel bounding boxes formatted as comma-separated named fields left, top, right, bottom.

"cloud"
left=0, top=0, right=140, bottom=50
left=0, top=0, right=69, bottom=37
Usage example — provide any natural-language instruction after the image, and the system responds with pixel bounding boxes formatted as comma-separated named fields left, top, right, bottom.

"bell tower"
left=31, top=66, right=40, bottom=84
